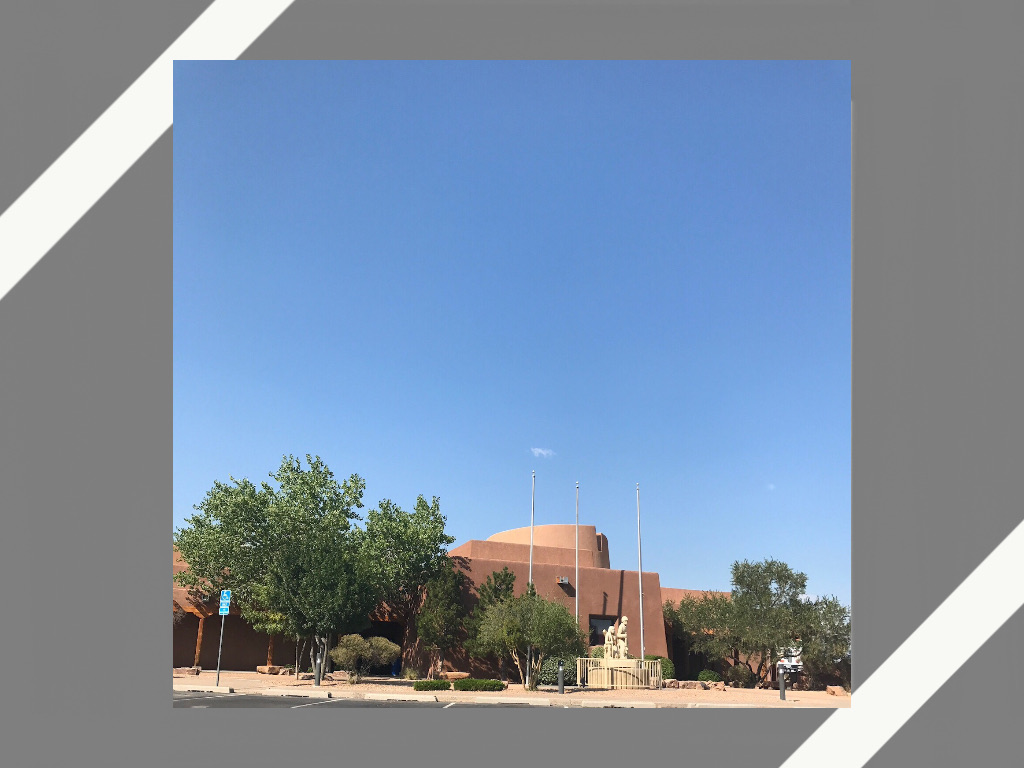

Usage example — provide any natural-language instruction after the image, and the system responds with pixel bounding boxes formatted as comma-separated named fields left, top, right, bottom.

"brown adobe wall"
left=484, top=524, right=610, bottom=569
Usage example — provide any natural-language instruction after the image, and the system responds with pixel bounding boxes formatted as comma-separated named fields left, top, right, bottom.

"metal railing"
left=577, top=657, right=663, bottom=690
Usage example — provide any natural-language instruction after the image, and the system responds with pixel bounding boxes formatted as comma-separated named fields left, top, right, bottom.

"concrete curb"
left=173, top=685, right=234, bottom=694
left=365, top=693, right=438, bottom=703
left=575, top=700, right=656, bottom=708
left=260, top=687, right=334, bottom=698
left=474, top=696, right=551, bottom=706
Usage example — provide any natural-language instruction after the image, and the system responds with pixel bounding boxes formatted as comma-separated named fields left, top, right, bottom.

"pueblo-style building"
left=173, top=523, right=720, bottom=678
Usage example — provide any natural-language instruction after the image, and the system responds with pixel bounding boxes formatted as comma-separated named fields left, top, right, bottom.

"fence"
left=576, top=657, right=663, bottom=690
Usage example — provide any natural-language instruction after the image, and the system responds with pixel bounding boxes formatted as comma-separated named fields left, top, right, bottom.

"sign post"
left=215, top=590, right=230, bottom=687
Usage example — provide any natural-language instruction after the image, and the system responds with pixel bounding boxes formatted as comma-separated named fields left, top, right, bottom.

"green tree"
left=665, top=559, right=813, bottom=686
left=174, top=455, right=377, bottom=682
left=475, top=590, right=586, bottom=691
left=800, top=595, right=851, bottom=688
left=465, top=567, right=517, bottom=662
left=362, top=495, right=456, bottom=662
left=416, top=562, right=467, bottom=678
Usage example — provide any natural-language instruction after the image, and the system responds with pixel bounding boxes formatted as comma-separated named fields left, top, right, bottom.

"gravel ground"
left=174, top=670, right=850, bottom=708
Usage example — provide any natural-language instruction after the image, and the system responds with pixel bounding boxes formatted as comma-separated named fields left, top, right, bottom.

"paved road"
left=173, top=691, right=540, bottom=709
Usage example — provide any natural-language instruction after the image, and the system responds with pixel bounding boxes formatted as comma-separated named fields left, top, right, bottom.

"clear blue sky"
left=173, top=61, right=851, bottom=606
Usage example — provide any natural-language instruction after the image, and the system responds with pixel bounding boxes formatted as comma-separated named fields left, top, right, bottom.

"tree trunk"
left=193, top=616, right=205, bottom=667
left=295, top=636, right=303, bottom=675
left=266, top=634, right=275, bottom=667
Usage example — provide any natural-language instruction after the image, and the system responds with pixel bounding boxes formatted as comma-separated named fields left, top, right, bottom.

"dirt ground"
left=174, top=669, right=851, bottom=708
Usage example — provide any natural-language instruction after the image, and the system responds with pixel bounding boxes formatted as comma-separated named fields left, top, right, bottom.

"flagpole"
left=527, top=470, right=535, bottom=689
left=575, top=481, right=579, bottom=625
left=637, top=482, right=645, bottom=659
left=529, top=471, right=535, bottom=587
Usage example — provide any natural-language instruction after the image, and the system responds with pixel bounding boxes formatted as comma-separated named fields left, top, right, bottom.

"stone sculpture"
left=603, top=626, right=616, bottom=657
left=615, top=616, right=629, bottom=659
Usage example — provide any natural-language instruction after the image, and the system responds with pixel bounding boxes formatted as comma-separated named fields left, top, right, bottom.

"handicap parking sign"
left=219, top=590, right=231, bottom=615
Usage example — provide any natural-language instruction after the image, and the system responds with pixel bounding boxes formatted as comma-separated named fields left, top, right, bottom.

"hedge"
left=452, top=678, right=505, bottom=692
left=697, top=669, right=722, bottom=683
left=413, top=679, right=451, bottom=691
left=644, top=655, right=675, bottom=681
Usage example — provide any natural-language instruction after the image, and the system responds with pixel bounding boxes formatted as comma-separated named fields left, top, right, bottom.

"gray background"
left=2, top=1, right=1022, bottom=766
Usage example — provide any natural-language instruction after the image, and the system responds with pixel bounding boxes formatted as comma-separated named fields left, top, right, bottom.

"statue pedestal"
left=589, top=658, right=646, bottom=690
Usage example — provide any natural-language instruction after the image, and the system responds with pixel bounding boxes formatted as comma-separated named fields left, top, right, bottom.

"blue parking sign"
left=219, top=589, right=231, bottom=615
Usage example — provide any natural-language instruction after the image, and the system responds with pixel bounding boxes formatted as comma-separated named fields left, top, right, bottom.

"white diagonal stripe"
left=782, top=516, right=1024, bottom=768
left=0, top=0, right=295, bottom=303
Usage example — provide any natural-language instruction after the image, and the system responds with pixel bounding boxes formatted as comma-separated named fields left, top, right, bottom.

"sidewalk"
left=173, top=670, right=850, bottom=709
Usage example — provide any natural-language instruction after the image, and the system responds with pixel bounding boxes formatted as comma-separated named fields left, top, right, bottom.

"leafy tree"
left=475, top=591, right=586, bottom=691
left=665, top=559, right=816, bottom=687
left=465, top=567, right=517, bottom=662
left=666, top=591, right=736, bottom=665
left=728, top=558, right=809, bottom=684
left=800, top=595, right=851, bottom=688
left=416, top=562, right=467, bottom=678
left=174, top=455, right=377, bottom=682
left=361, top=495, right=455, bottom=662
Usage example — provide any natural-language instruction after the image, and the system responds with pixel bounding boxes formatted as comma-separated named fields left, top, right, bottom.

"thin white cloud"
left=531, top=448, right=554, bottom=458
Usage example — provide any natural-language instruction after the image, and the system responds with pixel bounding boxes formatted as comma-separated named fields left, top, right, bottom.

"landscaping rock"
left=278, top=669, right=293, bottom=675
left=712, top=681, right=726, bottom=691
left=257, top=665, right=283, bottom=675
left=439, top=671, right=470, bottom=681
left=826, top=686, right=848, bottom=696
left=664, top=679, right=680, bottom=689
left=679, top=680, right=707, bottom=690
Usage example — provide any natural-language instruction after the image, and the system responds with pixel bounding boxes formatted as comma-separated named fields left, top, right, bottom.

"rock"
left=826, top=686, right=848, bottom=696
left=278, top=668, right=293, bottom=675
left=298, top=673, right=313, bottom=680
left=712, top=681, right=726, bottom=691
left=174, top=667, right=200, bottom=676
left=679, top=680, right=706, bottom=689
left=439, top=671, right=470, bottom=681
left=257, top=665, right=283, bottom=675
left=664, top=679, right=679, bottom=688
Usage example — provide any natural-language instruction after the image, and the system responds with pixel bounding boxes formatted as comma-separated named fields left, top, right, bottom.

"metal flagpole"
left=527, top=470, right=535, bottom=688
left=529, top=470, right=535, bottom=586
left=637, top=483, right=645, bottom=659
left=575, top=481, right=579, bottom=624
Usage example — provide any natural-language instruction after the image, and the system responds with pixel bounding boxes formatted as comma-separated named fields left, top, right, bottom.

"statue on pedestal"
left=615, top=616, right=629, bottom=659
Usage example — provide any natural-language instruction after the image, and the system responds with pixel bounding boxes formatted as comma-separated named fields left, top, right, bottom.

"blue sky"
left=173, top=61, right=851, bottom=605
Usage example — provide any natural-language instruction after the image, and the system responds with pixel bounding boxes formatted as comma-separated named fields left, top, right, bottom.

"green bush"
left=413, top=679, right=451, bottom=691
left=589, top=646, right=605, bottom=658
left=537, top=656, right=579, bottom=686
left=330, top=635, right=401, bottom=682
left=401, top=667, right=420, bottom=680
left=644, top=655, right=675, bottom=681
left=452, top=678, right=505, bottom=691
left=697, top=669, right=722, bottom=683
left=725, top=664, right=755, bottom=688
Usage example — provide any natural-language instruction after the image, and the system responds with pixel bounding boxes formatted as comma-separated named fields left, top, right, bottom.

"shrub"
left=452, top=678, right=505, bottom=692
left=537, top=656, right=579, bottom=686
left=697, top=669, right=722, bottom=683
left=401, top=667, right=420, bottom=680
left=725, top=664, right=755, bottom=688
left=330, top=635, right=401, bottom=682
left=644, top=655, right=675, bottom=681
left=413, top=679, right=451, bottom=691
left=590, top=646, right=605, bottom=658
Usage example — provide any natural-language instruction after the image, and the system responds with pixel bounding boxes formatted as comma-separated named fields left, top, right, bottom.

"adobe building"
left=173, top=523, right=721, bottom=678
